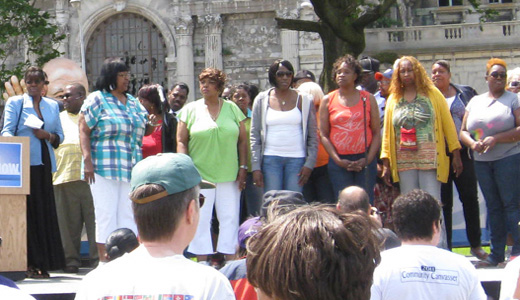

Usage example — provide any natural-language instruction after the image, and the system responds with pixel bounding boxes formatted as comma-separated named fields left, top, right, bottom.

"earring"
left=109, top=84, right=115, bottom=91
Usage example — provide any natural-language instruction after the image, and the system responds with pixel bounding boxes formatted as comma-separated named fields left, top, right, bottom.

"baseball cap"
left=260, top=190, right=307, bottom=218
left=130, top=153, right=215, bottom=204
left=360, top=57, right=380, bottom=73
left=375, top=68, right=394, bottom=81
left=293, top=70, right=316, bottom=82
left=238, top=217, right=263, bottom=249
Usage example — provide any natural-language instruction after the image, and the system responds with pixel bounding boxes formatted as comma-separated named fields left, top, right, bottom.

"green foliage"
left=373, top=52, right=399, bottom=65
left=0, top=0, right=64, bottom=88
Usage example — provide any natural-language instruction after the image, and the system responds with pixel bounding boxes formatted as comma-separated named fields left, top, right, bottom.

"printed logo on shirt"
left=400, top=267, right=459, bottom=285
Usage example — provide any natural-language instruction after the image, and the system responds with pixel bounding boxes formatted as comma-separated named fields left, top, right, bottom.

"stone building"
left=4, top=0, right=520, bottom=103
left=27, top=0, right=325, bottom=102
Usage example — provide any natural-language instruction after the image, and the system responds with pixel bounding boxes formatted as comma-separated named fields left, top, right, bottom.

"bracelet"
left=146, top=121, right=161, bottom=127
left=47, top=132, right=52, bottom=142
left=239, top=165, right=248, bottom=170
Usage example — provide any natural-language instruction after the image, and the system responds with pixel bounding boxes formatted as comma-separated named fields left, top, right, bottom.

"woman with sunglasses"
left=1, top=66, right=65, bottom=278
left=381, top=56, right=461, bottom=249
left=250, top=59, right=318, bottom=193
left=461, top=58, right=520, bottom=267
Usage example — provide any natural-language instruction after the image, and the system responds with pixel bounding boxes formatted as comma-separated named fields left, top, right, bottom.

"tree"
left=276, top=0, right=493, bottom=92
left=0, top=0, right=64, bottom=86
left=276, top=0, right=396, bottom=92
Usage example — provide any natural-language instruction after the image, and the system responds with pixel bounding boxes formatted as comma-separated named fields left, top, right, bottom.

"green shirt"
left=179, top=99, right=246, bottom=183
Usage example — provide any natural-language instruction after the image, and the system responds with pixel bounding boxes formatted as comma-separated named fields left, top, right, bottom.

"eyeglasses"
left=276, top=71, right=293, bottom=78
left=489, top=72, right=507, bottom=79
left=510, top=81, right=520, bottom=87
left=198, top=194, right=205, bottom=208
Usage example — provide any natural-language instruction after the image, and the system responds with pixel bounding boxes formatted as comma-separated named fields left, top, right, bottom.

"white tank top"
left=264, top=98, right=306, bottom=158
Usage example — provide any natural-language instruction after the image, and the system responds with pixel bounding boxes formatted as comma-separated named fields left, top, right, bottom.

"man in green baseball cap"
left=75, top=153, right=235, bottom=300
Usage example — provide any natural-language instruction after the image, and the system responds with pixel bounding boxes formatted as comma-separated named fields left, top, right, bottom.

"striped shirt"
left=81, top=91, right=147, bottom=182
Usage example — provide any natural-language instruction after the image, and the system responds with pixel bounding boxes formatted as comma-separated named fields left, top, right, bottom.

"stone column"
left=277, top=9, right=300, bottom=67
left=55, top=0, right=70, bottom=55
left=172, top=16, right=196, bottom=103
left=199, top=14, right=223, bottom=70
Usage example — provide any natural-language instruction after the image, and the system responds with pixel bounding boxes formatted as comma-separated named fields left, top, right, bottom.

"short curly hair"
left=486, top=58, right=507, bottom=75
left=331, top=54, right=362, bottom=85
left=198, top=68, right=227, bottom=93
left=392, top=189, right=441, bottom=241
left=247, top=205, right=380, bottom=300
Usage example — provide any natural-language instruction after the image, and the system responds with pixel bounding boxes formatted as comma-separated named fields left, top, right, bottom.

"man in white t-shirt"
left=75, top=153, right=235, bottom=300
left=370, top=189, right=487, bottom=300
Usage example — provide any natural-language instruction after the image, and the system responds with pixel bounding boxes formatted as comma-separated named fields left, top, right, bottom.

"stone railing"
left=365, top=21, right=520, bottom=53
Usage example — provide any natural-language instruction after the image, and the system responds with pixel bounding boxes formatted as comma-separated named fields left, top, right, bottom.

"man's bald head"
left=337, top=186, right=370, bottom=214
left=43, top=57, right=89, bottom=101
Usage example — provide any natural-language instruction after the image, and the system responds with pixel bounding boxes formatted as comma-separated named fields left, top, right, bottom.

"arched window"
left=86, top=13, right=167, bottom=95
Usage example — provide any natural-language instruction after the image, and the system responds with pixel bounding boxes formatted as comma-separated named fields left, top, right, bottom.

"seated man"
left=337, top=186, right=400, bottom=250
left=247, top=204, right=380, bottom=300
left=75, top=153, right=235, bottom=300
left=370, top=189, right=487, bottom=300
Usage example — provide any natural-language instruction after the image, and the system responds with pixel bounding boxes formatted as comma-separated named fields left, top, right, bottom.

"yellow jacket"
left=381, top=87, right=461, bottom=183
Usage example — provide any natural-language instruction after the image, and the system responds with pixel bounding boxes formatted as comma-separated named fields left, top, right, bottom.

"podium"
left=0, top=136, right=30, bottom=280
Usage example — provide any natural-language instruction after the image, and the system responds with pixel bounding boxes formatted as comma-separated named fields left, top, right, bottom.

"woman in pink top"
left=319, top=55, right=381, bottom=202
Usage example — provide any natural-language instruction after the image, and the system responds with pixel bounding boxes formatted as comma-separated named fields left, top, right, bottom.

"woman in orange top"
left=319, top=54, right=381, bottom=202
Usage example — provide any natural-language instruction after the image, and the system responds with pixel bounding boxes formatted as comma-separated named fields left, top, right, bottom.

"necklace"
left=281, top=100, right=286, bottom=106
left=209, top=98, right=222, bottom=121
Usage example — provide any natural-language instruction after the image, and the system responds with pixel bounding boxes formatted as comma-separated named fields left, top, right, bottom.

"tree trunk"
left=319, top=22, right=365, bottom=92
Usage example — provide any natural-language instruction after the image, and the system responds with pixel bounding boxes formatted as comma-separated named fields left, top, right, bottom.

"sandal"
left=26, top=267, right=50, bottom=279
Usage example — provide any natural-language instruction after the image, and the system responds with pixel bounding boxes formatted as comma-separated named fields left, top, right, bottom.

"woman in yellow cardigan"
left=381, top=56, right=462, bottom=247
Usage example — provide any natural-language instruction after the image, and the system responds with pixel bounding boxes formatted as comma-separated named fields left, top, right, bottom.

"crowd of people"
left=2, top=53, right=520, bottom=299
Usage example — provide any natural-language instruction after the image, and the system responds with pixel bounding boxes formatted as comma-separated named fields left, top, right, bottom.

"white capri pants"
left=188, top=181, right=240, bottom=255
left=90, top=173, right=138, bottom=243
left=398, top=169, right=448, bottom=249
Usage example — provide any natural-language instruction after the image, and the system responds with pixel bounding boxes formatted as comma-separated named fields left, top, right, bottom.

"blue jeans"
left=474, top=153, right=520, bottom=264
left=244, top=172, right=263, bottom=216
left=262, top=155, right=305, bottom=193
left=327, top=153, right=377, bottom=204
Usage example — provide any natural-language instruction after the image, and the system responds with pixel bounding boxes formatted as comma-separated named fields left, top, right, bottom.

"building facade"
left=4, top=0, right=520, bottom=102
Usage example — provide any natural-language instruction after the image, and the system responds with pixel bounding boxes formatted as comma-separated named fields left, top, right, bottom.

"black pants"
left=441, top=148, right=482, bottom=249
left=303, top=164, right=335, bottom=204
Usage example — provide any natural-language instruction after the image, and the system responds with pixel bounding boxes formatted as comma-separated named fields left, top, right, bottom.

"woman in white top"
left=250, top=59, right=318, bottom=193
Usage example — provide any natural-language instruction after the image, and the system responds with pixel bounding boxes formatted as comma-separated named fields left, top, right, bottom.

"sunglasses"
left=25, top=79, right=43, bottom=85
left=276, top=71, right=293, bottom=78
left=489, top=72, right=507, bottom=79
left=198, top=194, right=205, bottom=208
left=510, top=81, right=520, bottom=87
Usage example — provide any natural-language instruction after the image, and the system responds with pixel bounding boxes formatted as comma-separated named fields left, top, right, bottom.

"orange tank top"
left=328, top=89, right=372, bottom=155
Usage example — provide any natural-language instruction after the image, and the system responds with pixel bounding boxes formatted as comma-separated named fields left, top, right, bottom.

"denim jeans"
left=262, top=155, right=305, bottom=193
left=327, top=153, right=377, bottom=204
left=244, top=172, right=263, bottom=216
left=474, top=152, right=520, bottom=264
